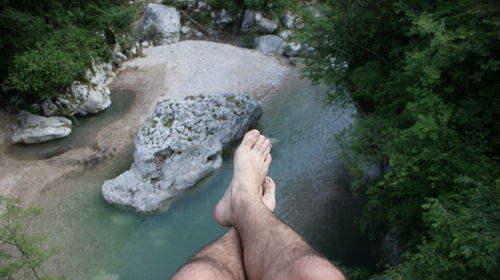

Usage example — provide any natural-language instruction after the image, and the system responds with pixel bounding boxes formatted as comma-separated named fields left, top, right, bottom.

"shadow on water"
left=31, top=69, right=377, bottom=280
left=6, top=90, right=135, bottom=160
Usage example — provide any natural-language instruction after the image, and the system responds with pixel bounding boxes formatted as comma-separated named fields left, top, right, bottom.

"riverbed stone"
left=102, top=94, right=263, bottom=212
left=12, top=111, right=72, bottom=144
left=56, top=62, right=113, bottom=115
left=143, top=4, right=181, bottom=45
left=255, top=35, right=285, bottom=56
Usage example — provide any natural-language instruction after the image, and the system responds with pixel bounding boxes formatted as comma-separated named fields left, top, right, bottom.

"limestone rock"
left=113, top=51, right=127, bottom=67
left=102, top=94, right=263, bottom=212
left=181, top=25, right=191, bottom=34
left=56, top=62, right=114, bottom=115
left=285, top=42, right=301, bottom=57
left=143, top=4, right=181, bottom=45
left=283, top=11, right=297, bottom=29
left=241, top=9, right=255, bottom=33
left=255, top=35, right=285, bottom=56
left=129, top=43, right=139, bottom=57
left=12, top=111, right=72, bottom=144
left=41, top=100, right=58, bottom=116
left=212, top=9, right=233, bottom=27
left=279, top=30, right=293, bottom=40
left=255, top=12, right=278, bottom=33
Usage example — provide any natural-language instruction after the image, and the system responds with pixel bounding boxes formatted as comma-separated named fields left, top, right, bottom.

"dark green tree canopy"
left=0, top=0, right=136, bottom=107
left=299, top=0, right=500, bottom=279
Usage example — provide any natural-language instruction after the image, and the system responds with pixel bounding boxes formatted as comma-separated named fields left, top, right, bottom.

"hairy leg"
left=172, top=227, right=244, bottom=280
left=173, top=161, right=277, bottom=280
left=215, top=130, right=345, bottom=280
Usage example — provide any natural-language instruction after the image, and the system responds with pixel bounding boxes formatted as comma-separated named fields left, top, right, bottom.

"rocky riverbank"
left=0, top=40, right=289, bottom=207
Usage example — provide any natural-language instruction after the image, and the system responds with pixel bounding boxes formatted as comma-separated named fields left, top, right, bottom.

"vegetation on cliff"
left=299, top=0, right=499, bottom=278
left=0, top=0, right=136, bottom=109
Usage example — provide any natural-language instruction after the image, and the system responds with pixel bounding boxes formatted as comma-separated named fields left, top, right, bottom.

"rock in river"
left=102, top=94, right=263, bottom=212
left=12, top=111, right=72, bottom=144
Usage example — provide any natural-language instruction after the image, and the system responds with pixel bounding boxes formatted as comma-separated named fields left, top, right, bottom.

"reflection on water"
left=7, top=90, right=135, bottom=160
left=31, top=69, right=376, bottom=279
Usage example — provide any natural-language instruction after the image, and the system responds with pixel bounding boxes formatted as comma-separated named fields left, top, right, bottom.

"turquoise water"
left=31, top=70, right=376, bottom=279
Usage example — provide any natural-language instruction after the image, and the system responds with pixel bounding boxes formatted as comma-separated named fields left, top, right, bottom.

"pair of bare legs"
left=173, top=130, right=345, bottom=280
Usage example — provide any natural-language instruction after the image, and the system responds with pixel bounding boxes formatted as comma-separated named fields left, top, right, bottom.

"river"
left=29, top=69, right=376, bottom=279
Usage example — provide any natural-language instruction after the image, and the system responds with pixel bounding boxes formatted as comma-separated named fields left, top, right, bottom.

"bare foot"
left=215, top=129, right=272, bottom=227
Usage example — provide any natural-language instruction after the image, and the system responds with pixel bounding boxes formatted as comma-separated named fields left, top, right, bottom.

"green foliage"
left=0, top=196, right=60, bottom=279
left=7, top=26, right=111, bottom=101
left=7, top=43, right=84, bottom=101
left=386, top=181, right=500, bottom=279
left=299, top=0, right=500, bottom=279
left=0, top=0, right=137, bottom=107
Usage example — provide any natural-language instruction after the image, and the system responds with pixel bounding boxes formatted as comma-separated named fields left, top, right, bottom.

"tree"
left=0, top=196, right=60, bottom=279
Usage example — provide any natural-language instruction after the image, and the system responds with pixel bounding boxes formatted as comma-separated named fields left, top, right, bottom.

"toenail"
left=249, top=130, right=259, bottom=137
left=265, top=177, right=270, bottom=183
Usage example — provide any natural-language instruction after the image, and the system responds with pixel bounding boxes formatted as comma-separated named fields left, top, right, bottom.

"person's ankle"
left=233, top=191, right=268, bottom=219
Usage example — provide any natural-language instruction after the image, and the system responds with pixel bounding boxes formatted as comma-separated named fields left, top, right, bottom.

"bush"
left=7, top=44, right=84, bottom=101
left=7, top=26, right=111, bottom=101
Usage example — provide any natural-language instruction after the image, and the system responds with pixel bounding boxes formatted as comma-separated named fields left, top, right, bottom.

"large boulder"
left=54, top=62, right=114, bottom=116
left=12, top=111, right=72, bottom=144
left=143, top=4, right=181, bottom=45
left=255, top=35, right=285, bottom=56
left=102, top=94, right=263, bottom=212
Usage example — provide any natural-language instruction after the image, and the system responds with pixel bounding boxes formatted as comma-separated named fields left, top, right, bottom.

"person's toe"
left=261, top=139, right=271, bottom=156
left=264, top=153, right=272, bottom=164
left=262, top=176, right=277, bottom=211
left=253, top=135, right=266, bottom=150
left=242, top=129, right=260, bottom=147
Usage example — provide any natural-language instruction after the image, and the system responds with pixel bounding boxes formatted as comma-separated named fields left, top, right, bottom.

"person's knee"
left=286, top=255, right=345, bottom=280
